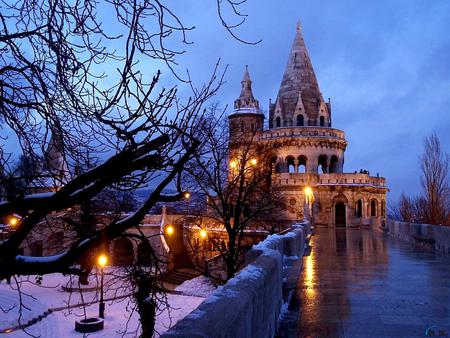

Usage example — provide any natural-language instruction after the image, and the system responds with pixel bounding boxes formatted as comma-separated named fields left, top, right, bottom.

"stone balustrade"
left=258, top=126, right=345, bottom=141
left=383, top=220, right=450, bottom=254
left=161, top=222, right=311, bottom=338
left=273, top=172, right=387, bottom=188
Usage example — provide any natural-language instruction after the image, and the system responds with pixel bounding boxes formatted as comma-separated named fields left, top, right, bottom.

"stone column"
left=307, top=156, right=317, bottom=173
left=294, top=159, right=299, bottom=173
left=324, top=158, right=330, bottom=173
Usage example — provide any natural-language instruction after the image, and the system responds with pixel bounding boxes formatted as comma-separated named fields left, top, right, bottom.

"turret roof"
left=275, top=22, right=324, bottom=117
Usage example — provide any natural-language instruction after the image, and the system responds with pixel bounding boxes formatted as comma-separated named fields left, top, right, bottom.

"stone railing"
left=161, top=222, right=311, bottom=338
left=274, top=172, right=387, bottom=188
left=382, top=220, right=450, bottom=254
left=259, top=126, right=345, bottom=141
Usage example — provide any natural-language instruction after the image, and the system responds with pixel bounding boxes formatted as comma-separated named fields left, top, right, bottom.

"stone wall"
left=384, top=219, right=450, bottom=254
left=161, top=222, right=311, bottom=338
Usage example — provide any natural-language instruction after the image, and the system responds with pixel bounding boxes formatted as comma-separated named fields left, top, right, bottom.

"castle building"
left=228, top=23, right=388, bottom=227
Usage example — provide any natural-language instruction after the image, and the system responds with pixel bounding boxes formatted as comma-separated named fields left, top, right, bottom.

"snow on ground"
left=174, top=276, right=216, bottom=298
left=0, top=272, right=206, bottom=337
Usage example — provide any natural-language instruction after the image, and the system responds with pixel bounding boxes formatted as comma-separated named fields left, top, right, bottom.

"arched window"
left=371, top=199, right=377, bottom=217
left=297, top=114, right=304, bottom=126
left=329, top=155, right=338, bottom=173
left=276, top=116, right=281, bottom=128
left=356, top=200, right=362, bottom=218
left=286, top=156, right=295, bottom=173
left=320, top=116, right=325, bottom=127
left=318, top=155, right=328, bottom=174
left=298, top=155, right=307, bottom=173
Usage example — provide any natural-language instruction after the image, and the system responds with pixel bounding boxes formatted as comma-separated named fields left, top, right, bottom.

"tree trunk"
left=138, top=298, right=156, bottom=338
left=133, top=271, right=156, bottom=337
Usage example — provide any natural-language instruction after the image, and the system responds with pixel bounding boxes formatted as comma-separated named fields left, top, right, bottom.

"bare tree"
left=185, top=107, right=285, bottom=281
left=0, top=0, right=258, bottom=335
left=395, top=133, right=449, bottom=225
left=420, top=133, right=449, bottom=225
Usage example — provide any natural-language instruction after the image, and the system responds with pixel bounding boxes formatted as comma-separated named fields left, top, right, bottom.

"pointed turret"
left=233, top=65, right=260, bottom=113
left=269, top=22, right=330, bottom=128
left=229, top=66, right=264, bottom=144
left=44, top=132, right=70, bottom=187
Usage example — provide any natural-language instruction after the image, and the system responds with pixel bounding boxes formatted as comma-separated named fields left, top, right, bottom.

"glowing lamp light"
left=304, top=186, right=313, bottom=196
left=184, top=192, right=190, bottom=199
left=166, top=225, right=174, bottom=235
left=98, top=254, right=108, bottom=268
left=199, top=229, right=207, bottom=239
left=8, top=215, right=20, bottom=227
left=229, top=160, right=237, bottom=169
left=250, top=158, right=257, bottom=166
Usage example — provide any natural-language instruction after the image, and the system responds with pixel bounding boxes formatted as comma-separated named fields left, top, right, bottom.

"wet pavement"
left=277, top=227, right=450, bottom=338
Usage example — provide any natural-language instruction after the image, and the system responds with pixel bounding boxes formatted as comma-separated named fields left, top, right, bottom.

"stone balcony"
left=259, top=126, right=346, bottom=141
left=273, top=172, right=387, bottom=188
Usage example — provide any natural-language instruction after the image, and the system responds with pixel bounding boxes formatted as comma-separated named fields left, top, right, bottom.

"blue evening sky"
left=3, top=0, right=449, bottom=203
left=165, top=0, right=450, bottom=202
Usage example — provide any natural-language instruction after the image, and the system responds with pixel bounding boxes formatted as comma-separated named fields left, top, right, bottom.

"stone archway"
left=113, top=238, right=134, bottom=266
left=137, top=240, right=153, bottom=266
left=333, top=194, right=348, bottom=227
left=335, top=203, right=346, bottom=227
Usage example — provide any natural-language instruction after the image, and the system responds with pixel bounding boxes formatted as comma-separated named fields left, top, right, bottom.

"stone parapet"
left=273, top=172, right=387, bottom=188
left=384, top=220, right=450, bottom=254
left=259, top=126, right=346, bottom=141
left=161, top=222, right=311, bottom=338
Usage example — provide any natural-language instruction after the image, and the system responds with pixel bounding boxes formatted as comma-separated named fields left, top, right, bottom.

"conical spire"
left=233, top=65, right=260, bottom=113
left=44, top=131, right=70, bottom=186
left=270, top=22, right=329, bottom=127
left=243, top=64, right=251, bottom=82
left=239, top=65, right=254, bottom=101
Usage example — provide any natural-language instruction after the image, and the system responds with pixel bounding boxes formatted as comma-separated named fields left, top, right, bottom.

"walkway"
left=278, top=227, right=450, bottom=338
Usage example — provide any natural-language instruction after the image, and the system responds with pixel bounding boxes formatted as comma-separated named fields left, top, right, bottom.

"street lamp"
left=184, top=191, right=190, bottom=216
left=97, top=254, right=108, bottom=318
left=199, top=228, right=207, bottom=239
left=304, top=186, right=314, bottom=222
left=199, top=228, right=208, bottom=272
left=8, top=214, right=21, bottom=227
left=166, top=225, right=174, bottom=236
left=250, top=158, right=257, bottom=166
left=229, top=160, right=237, bottom=169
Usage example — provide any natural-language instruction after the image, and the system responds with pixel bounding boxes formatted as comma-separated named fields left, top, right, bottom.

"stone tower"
left=228, top=66, right=264, bottom=144
left=228, top=23, right=388, bottom=227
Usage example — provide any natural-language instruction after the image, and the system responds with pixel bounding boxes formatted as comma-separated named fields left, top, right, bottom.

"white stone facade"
left=228, top=24, right=388, bottom=227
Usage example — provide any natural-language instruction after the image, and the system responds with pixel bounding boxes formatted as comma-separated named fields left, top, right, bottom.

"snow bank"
left=175, top=276, right=216, bottom=298
left=162, top=221, right=310, bottom=338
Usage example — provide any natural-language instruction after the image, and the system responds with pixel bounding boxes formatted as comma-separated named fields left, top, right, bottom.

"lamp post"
left=184, top=191, right=190, bottom=221
left=166, top=225, right=174, bottom=236
left=8, top=215, right=19, bottom=227
left=97, top=254, right=108, bottom=318
left=199, top=228, right=207, bottom=272
left=8, top=214, right=21, bottom=228
left=304, top=186, right=314, bottom=222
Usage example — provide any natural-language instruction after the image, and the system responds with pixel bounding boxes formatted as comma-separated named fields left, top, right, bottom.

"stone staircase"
left=163, top=268, right=200, bottom=286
